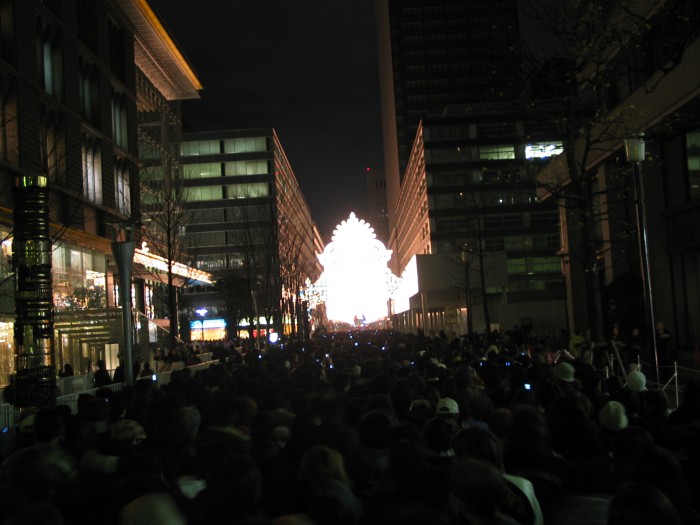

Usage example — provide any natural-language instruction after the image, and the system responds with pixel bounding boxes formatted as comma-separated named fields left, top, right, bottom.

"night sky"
left=148, top=0, right=384, bottom=241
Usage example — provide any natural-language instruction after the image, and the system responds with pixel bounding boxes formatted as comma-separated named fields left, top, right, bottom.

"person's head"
left=607, top=483, right=682, bottom=525
left=33, top=407, right=66, bottom=444
left=631, top=445, right=693, bottom=508
left=452, top=427, right=503, bottom=470
left=451, top=458, right=508, bottom=520
left=423, top=416, right=455, bottom=455
left=298, top=446, right=349, bottom=485
left=435, top=397, right=459, bottom=419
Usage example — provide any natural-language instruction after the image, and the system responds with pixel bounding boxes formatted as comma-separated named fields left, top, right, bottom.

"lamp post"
left=461, top=244, right=474, bottom=342
left=112, top=230, right=136, bottom=386
left=195, top=308, right=207, bottom=342
left=624, top=134, right=660, bottom=384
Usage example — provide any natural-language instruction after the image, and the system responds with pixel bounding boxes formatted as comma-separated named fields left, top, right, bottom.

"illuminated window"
left=79, top=60, right=98, bottom=124
left=114, top=159, right=130, bottom=214
left=531, top=257, right=561, bottom=273
left=222, top=137, right=267, bottom=153
left=38, top=20, right=62, bottom=99
left=187, top=232, right=225, bottom=247
left=186, top=186, right=223, bottom=201
left=183, top=163, right=222, bottom=178
left=225, top=183, right=269, bottom=199
left=82, top=137, right=102, bottom=204
left=479, top=145, right=515, bottom=160
left=41, top=108, right=63, bottom=180
left=111, top=90, right=128, bottom=149
left=508, top=256, right=561, bottom=275
left=180, top=140, right=220, bottom=156
left=525, top=142, right=564, bottom=159
left=507, top=258, right=527, bottom=274
left=224, top=160, right=268, bottom=176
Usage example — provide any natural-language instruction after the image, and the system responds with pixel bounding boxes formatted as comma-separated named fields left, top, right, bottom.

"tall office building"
left=366, top=167, right=390, bottom=245
left=376, top=0, right=564, bottom=335
left=376, top=0, right=521, bottom=237
left=177, top=129, right=323, bottom=340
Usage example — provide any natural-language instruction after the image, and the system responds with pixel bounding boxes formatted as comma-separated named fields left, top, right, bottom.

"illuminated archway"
left=309, top=213, right=400, bottom=326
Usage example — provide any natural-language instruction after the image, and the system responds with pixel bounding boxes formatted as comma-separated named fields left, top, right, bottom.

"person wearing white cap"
left=436, top=397, right=461, bottom=432
left=625, top=370, right=647, bottom=392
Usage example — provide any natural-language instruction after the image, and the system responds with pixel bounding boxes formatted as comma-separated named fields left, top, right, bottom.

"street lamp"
left=112, top=228, right=136, bottom=386
left=195, top=308, right=207, bottom=342
left=624, top=134, right=660, bottom=384
left=461, top=244, right=474, bottom=342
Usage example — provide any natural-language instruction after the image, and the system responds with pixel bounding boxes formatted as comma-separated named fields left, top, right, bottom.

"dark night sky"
left=148, top=0, right=384, bottom=241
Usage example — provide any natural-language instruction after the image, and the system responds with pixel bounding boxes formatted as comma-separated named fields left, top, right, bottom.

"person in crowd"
left=59, top=363, right=74, bottom=378
left=93, top=360, right=112, bottom=388
left=2, top=328, right=698, bottom=525
left=655, top=321, right=675, bottom=370
left=453, top=426, right=543, bottom=525
left=607, top=482, right=682, bottom=525
left=292, top=445, right=363, bottom=525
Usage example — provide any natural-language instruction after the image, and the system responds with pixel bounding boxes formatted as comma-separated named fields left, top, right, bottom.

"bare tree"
left=518, top=0, right=699, bottom=341
left=138, top=156, right=194, bottom=351
left=220, top=201, right=280, bottom=344
left=278, top=218, right=320, bottom=340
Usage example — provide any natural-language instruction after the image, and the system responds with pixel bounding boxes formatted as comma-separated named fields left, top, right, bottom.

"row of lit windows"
left=483, top=234, right=560, bottom=252
left=182, top=160, right=269, bottom=178
left=185, top=183, right=270, bottom=202
left=187, top=205, right=270, bottom=224
left=507, top=257, right=561, bottom=274
left=180, top=137, right=267, bottom=157
left=185, top=228, right=271, bottom=248
left=431, top=191, right=538, bottom=208
left=426, top=142, right=564, bottom=164
left=190, top=254, right=244, bottom=271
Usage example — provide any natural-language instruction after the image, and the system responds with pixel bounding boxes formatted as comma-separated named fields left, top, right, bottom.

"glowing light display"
left=525, top=142, right=564, bottom=159
left=309, top=213, right=400, bottom=325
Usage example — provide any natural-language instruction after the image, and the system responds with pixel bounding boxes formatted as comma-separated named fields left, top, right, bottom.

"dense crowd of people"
left=0, top=329, right=698, bottom=524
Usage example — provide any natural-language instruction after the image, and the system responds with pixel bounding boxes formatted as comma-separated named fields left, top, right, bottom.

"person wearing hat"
left=552, top=362, right=579, bottom=394
left=598, top=401, right=629, bottom=433
left=436, top=397, right=462, bottom=432
left=625, top=370, right=647, bottom=393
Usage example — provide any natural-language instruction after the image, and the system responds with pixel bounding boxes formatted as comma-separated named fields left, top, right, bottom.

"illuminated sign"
left=189, top=318, right=226, bottom=330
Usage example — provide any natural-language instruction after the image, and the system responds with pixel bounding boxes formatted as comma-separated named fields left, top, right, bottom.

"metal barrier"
left=57, top=373, right=94, bottom=395
left=0, top=403, right=16, bottom=430
left=56, top=382, right=125, bottom=414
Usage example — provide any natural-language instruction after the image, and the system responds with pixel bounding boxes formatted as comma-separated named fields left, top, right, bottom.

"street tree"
left=138, top=149, right=194, bottom=352
left=519, top=0, right=699, bottom=341
left=220, top=200, right=280, bottom=344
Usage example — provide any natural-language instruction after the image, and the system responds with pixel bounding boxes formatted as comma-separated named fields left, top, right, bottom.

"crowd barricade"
left=155, top=360, right=216, bottom=386
left=0, top=403, right=16, bottom=430
left=57, top=373, right=94, bottom=395
left=56, top=382, right=125, bottom=414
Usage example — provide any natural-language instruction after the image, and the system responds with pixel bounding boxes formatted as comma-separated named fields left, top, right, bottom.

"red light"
left=365, top=167, right=371, bottom=172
